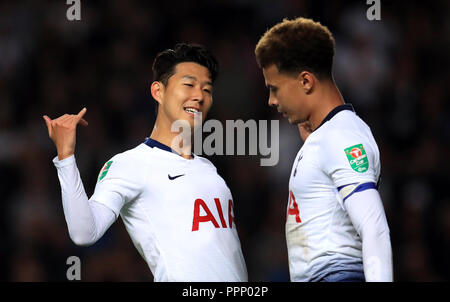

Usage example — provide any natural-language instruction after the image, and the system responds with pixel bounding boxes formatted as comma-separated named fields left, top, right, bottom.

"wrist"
left=58, top=152, right=74, bottom=160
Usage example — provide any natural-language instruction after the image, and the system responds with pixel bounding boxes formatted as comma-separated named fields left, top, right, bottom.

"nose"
left=192, top=86, right=205, bottom=104
left=268, top=95, right=278, bottom=108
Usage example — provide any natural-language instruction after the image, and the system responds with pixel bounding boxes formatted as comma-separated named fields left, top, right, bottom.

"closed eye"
left=184, top=83, right=194, bottom=87
left=204, top=88, right=212, bottom=94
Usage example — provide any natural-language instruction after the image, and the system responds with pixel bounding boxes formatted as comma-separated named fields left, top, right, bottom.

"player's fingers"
left=43, top=115, right=52, bottom=136
left=299, top=121, right=312, bottom=131
left=76, top=107, right=87, bottom=120
left=79, top=118, right=89, bottom=127
left=298, top=122, right=306, bottom=131
left=67, top=115, right=80, bottom=127
left=53, top=115, right=71, bottom=128
left=56, top=114, right=71, bottom=124
left=43, top=115, right=51, bottom=127
left=65, top=115, right=88, bottom=128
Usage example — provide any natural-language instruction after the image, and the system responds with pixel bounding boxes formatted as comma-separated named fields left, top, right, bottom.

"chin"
left=288, top=117, right=300, bottom=124
left=189, top=118, right=203, bottom=131
left=291, top=115, right=308, bottom=124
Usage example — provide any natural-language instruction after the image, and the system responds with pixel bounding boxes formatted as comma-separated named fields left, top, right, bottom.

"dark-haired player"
left=255, top=18, right=392, bottom=282
left=43, top=43, right=248, bottom=281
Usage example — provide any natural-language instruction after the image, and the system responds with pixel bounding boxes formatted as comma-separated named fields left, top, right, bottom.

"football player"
left=255, top=17, right=393, bottom=282
left=43, top=43, right=248, bottom=282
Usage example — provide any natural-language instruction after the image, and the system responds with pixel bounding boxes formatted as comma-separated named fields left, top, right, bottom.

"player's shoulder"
left=107, top=144, right=147, bottom=164
left=314, top=111, right=380, bottom=165
left=97, top=144, right=148, bottom=180
left=193, top=154, right=218, bottom=171
left=316, top=110, right=373, bottom=144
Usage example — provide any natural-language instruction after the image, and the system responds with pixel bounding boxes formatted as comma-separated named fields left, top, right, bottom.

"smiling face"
left=262, top=64, right=313, bottom=124
left=152, top=62, right=213, bottom=130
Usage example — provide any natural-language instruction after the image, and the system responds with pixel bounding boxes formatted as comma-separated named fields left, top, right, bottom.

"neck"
left=150, top=117, right=193, bottom=159
left=309, top=80, right=345, bottom=131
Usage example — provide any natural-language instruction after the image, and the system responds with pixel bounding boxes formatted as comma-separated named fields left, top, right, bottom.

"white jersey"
left=90, top=138, right=248, bottom=282
left=286, top=104, right=381, bottom=281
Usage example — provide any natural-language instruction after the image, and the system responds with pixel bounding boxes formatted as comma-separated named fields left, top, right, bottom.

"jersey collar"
left=315, top=103, right=355, bottom=131
left=143, top=137, right=194, bottom=158
left=144, top=137, right=173, bottom=152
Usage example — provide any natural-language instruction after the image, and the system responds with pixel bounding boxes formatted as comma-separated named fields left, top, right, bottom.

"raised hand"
left=43, top=108, right=88, bottom=160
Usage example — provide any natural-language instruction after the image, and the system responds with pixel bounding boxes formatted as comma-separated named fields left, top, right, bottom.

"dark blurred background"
left=1, top=0, right=449, bottom=281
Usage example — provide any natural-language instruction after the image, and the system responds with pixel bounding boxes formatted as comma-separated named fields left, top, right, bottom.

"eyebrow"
left=182, top=75, right=213, bottom=86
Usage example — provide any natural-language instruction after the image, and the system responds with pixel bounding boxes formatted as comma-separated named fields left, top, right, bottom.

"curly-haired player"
left=255, top=17, right=393, bottom=282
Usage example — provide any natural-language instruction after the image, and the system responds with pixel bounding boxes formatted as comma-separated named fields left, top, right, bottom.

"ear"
left=150, top=81, right=164, bottom=105
left=298, top=71, right=315, bottom=94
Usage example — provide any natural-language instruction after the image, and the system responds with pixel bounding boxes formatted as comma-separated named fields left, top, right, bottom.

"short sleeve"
left=318, top=130, right=379, bottom=189
left=90, top=154, right=143, bottom=217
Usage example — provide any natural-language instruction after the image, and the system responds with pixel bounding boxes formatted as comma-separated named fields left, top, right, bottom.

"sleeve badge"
left=344, top=144, right=369, bottom=173
left=97, top=160, right=113, bottom=182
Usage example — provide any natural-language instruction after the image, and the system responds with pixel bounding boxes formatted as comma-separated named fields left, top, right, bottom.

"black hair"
left=152, top=43, right=219, bottom=116
left=152, top=43, right=219, bottom=86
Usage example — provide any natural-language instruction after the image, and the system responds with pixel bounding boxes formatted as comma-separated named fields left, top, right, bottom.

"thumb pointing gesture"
left=42, top=108, right=88, bottom=160
left=43, top=114, right=53, bottom=137
left=76, top=107, right=89, bottom=127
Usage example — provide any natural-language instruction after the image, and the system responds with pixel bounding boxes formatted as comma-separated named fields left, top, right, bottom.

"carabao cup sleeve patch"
left=97, top=160, right=113, bottom=182
left=344, top=144, right=369, bottom=173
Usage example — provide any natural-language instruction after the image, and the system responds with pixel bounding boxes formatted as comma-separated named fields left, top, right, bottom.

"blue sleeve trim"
left=337, top=182, right=358, bottom=191
left=342, top=182, right=377, bottom=202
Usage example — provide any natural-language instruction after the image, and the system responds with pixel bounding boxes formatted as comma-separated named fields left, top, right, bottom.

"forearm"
left=361, top=224, right=393, bottom=281
left=53, top=155, right=115, bottom=246
left=345, top=189, right=393, bottom=281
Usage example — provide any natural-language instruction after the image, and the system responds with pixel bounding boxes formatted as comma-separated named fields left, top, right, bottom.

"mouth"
left=184, top=107, right=200, bottom=117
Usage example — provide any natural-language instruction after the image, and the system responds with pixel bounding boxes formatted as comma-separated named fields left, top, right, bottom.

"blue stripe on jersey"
left=341, top=182, right=377, bottom=202
left=337, top=182, right=358, bottom=191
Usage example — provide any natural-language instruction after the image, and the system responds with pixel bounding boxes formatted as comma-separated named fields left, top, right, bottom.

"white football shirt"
left=90, top=138, right=248, bottom=282
left=286, top=104, right=381, bottom=281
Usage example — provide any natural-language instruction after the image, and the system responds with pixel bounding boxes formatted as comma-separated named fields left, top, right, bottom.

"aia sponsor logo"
left=192, top=198, right=235, bottom=231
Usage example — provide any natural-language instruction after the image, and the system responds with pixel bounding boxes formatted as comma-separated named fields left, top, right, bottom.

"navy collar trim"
left=143, top=137, right=194, bottom=158
left=144, top=137, right=173, bottom=153
left=316, top=103, right=355, bottom=130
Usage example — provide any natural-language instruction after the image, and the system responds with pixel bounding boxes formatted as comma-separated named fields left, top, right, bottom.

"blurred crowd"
left=0, top=0, right=449, bottom=281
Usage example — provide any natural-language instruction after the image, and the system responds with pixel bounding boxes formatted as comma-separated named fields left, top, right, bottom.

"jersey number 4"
left=287, top=190, right=301, bottom=223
